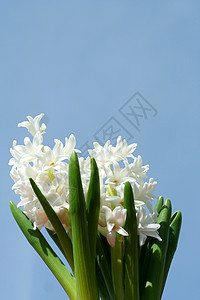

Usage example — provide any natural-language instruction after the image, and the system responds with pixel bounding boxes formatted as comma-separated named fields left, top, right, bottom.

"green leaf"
left=141, top=199, right=172, bottom=300
left=46, top=228, right=72, bottom=263
left=86, top=157, right=100, bottom=269
left=69, top=151, right=98, bottom=300
left=139, top=238, right=152, bottom=294
left=124, top=181, right=140, bottom=300
left=96, top=234, right=115, bottom=300
left=29, top=178, right=74, bottom=273
left=139, top=196, right=164, bottom=293
left=140, top=195, right=165, bottom=274
left=9, top=201, right=76, bottom=300
left=96, top=261, right=111, bottom=300
left=161, top=211, right=182, bottom=296
left=154, top=196, right=164, bottom=214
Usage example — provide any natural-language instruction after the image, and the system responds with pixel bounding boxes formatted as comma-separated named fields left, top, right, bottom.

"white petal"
left=139, top=233, right=147, bottom=246
left=107, top=222, right=115, bottom=233
left=116, top=226, right=128, bottom=236
left=107, top=231, right=116, bottom=247
left=101, top=205, right=112, bottom=222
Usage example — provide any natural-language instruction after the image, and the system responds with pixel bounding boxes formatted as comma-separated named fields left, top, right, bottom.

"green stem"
left=107, top=185, right=117, bottom=197
left=111, top=235, right=124, bottom=300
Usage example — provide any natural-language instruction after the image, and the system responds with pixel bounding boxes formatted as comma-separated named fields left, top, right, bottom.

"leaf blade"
left=86, top=157, right=100, bottom=268
left=141, top=199, right=172, bottom=300
left=69, top=151, right=98, bottom=300
left=29, top=178, right=74, bottom=273
left=124, top=181, right=140, bottom=300
left=9, top=201, right=76, bottom=300
left=161, top=211, right=182, bottom=296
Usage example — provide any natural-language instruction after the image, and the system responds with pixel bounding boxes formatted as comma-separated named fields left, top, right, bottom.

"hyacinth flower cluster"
left=9, top=114, right=182, bottom=300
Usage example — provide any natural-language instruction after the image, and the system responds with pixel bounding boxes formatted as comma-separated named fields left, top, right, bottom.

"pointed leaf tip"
left=29, top=178, right=74, bottom=272
left=9, top=201, right=76, bottom=299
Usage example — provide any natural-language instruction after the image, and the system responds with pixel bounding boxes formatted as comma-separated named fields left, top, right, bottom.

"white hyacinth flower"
left=137, top=206, right=162, bottom=246
left=104, top=161, right=134, bottom=188
left=10, top=113, right=161, bottom=245
left=88, top=140, right=113, bottom=166
left=9, top=113, right=75, bottom=232
left=113, top=136, right=137, bottom=161
left=88, top=136, right=137, bottom=166
left=125, top=155, right=149, bottom=182
left=99, top=206, right=128, bottom=247
left=131, top=178, right=158, bottom=212
left=18, top=113, right=46, bottom=136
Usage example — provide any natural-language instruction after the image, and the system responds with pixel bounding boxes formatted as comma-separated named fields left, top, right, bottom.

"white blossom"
left=137, top=206, right=162, bottom=246
left=131, top=178, right=158, bottom=212
left=113, top=136, right=137, bottom=161
left=104, top=161, right=134, bottom=188
left=18, top=113, right=46, bottom=136
left=99, top=206, right=128, bottom=247
left=88, top=136, right=137, bottom=166
left=9, top=113, right=161, bottom=247
left=125, top=155, right=149, bottom=182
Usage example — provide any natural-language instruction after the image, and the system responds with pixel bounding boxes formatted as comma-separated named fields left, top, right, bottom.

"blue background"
left=1, top=1, right=199, bottom=299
